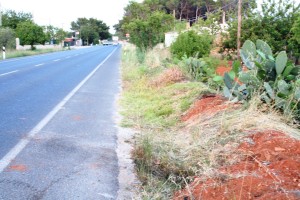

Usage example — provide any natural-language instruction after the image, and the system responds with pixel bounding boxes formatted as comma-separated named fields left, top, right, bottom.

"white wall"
left=16, top=44, right=62, bottom=50
left=165, top=32, right=179, bottom=48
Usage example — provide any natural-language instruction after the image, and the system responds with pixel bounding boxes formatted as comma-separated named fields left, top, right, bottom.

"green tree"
left=123, top=11, right=173, bottom=50
left=223, top=0, right=299, bottom=55
left=43, top=26, right=67, bottom=44
left=71, top=17, right=110, bottom=45
left=43, top=25, right=56, bottom=43
left=16, top=21, right=46, bottom=49
left=80, top=25, right=99, bottom=45
left=2, top=9, right=33, bottom=29
left=0, top=28, right=16, bottom=49
left=55, top=28, right=67, bottom=45
left=289, top=13, right=300, bottom=63
left=291, top=14, right=300, bottom=44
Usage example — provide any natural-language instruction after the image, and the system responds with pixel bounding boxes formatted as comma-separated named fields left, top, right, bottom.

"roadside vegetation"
left=1, top=48, right=67, bottom=60
left=119, top=0, right=300, bottom=199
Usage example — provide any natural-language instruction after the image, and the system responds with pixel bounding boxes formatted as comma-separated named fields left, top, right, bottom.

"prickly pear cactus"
left=256, top=39, right=272, bottom=57
left=240, top=40, right=256, bottom=69
left=275, top=51, right=288, bottom=75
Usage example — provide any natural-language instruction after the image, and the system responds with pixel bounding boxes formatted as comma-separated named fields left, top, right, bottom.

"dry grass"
left=120, top=44, right=300, bottom=199
left=150, top=67, right=185, bottom=88
left=133, top=95, right=300, bottom=198
left=144, top=45, right=171, bottom=69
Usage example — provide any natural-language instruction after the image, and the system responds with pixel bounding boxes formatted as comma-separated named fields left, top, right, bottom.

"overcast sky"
left=1, top=0, right=142, bottom=33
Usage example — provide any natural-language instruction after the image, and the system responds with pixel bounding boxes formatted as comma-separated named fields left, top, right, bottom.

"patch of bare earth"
left=150, top=67, right=185, bottom=88
left=173, top=96, right=300, bottom=200
left=181, top=94, right=240, bottom=122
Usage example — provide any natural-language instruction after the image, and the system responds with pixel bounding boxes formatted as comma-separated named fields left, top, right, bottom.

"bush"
left=170, top=30, right=213, bottom=59
left=0, top=28, right=16, bottom=49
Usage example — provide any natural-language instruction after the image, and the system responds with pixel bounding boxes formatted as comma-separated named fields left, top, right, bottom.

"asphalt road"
left=0, top=45, right=123, bottom=199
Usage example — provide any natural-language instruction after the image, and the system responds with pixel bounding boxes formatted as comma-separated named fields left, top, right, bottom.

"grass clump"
left=1, top=48, right=65, bottom=60
left=121, top=44, right=210, bottom=130
left=120, top=44, right=300, bottom=199
left=121, top=44, right=211, bottom=197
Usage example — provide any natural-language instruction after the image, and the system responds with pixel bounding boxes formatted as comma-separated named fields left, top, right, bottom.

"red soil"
left=216, top=66, right=232, bottom=76
left=181, top=95, right=236, bottom=121
left=174, top=131, right=300, bottom=200
left=177, top=83, right=299, bottom=200
left=215, top=62, right=247, bottom=85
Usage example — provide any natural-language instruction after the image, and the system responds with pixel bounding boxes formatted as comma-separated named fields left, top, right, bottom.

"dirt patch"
left=174, top=131, right=300, bottom=200
left=150, top=67, right=185, bottom=88
left=181, top=95, right=236, bottom=121
left=216, top=66, right=232, bottom=76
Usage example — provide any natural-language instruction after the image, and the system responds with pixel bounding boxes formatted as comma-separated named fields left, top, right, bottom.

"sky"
left=1, top=0, right=142, bottom=33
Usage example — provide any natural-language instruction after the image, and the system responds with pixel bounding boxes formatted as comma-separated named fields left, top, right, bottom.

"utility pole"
left=237, top=0, right=242, bottom=59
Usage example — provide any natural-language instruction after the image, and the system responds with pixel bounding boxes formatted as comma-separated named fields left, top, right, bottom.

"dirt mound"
left=174, top=131, right=300, bottom=200
left=181, top=95, right=237, bottom=121
left=151, top=67, right=185, bottom=87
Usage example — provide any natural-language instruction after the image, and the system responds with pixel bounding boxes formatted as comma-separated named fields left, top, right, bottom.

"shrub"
left=170, top=30, right=213, bottom=59
left=179, top=55, right=223, bottom=90
left=0, top=28, right=16, bottom=49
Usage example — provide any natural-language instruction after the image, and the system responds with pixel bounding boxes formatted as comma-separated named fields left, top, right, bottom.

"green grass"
left=0, top=48, right=65, bottom=60
left=121, top=67, right=209, bottom=129
left=120, top=45, right=214, bottom=198
left=121, top=45, right=300, bottom=199
left=121, top=46, right=211, bottom=129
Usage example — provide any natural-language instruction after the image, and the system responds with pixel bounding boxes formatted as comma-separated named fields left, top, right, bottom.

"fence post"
left=2, top=46, right=5, bottom=60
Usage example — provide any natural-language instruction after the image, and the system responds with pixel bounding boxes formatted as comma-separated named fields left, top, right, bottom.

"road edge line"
left=0, top=47, right=118, bottom=173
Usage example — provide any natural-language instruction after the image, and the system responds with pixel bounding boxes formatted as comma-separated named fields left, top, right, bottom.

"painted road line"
left=0, top=47, right=118, bottom=173
left=54, top=59, right=61, bottom=62
left=35, top=63, right=45, bottom=67
left=0, top=70, right=19, bottom=77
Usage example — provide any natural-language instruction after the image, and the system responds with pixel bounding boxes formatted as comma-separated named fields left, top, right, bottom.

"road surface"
left=0, top=46, right=130, bottom=199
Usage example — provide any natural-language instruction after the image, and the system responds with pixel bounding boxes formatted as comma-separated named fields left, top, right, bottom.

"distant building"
left=64, top=38, right=75, bottom=47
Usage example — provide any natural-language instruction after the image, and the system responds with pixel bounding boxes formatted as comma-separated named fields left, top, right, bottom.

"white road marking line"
left=0, top=47, right=118, bottom=173
left=35, top=63, right=44, bottom=67
left=0, top=70, right=19, bottom=77
left=53, top=59, right=61, bottom=62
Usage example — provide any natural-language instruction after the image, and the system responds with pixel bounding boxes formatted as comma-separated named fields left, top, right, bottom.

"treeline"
left=0, top=9, right=111, bottom=50
left=70, top=18, right=111, bottom=45
left=116, top=0, right=300, bottom=62
left=0, top=10, right=67, bottom=50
